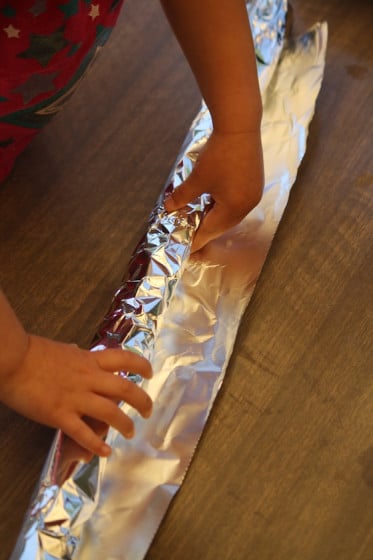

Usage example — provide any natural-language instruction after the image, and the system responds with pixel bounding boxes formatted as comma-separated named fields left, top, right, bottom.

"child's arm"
left=160, top=0, right=264, bottom=252
left=0, top=289, right=153, bottom=457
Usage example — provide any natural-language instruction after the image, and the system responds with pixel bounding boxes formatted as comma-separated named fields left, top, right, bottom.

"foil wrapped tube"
left=12, top=1, right=328, bottom=558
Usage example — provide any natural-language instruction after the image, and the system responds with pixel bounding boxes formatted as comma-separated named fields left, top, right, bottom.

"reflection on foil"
left=12, top=1, right=328, bottom=559
left=249, top=0, right=286, bottom=64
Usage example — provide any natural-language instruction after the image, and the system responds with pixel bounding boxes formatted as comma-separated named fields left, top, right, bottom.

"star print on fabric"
left=29, top=0, right=47, bottom=17
left=18, top=28, right=69, bottom=67
left=89, top=4, right=100, bottom=20
left=13, top=72, right=58, bottom=104
left=3, top=24, right=20, bottom=38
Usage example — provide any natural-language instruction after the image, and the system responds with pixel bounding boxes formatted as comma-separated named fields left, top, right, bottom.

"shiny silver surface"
left=12, top=1, right=328, bottom=558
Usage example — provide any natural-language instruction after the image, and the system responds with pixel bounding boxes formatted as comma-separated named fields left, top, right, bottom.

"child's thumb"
left=164, top=176, right=203, bottom=212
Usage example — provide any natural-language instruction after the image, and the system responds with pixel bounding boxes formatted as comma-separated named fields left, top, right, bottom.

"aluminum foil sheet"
left=12, top=1, right=328, bottom=558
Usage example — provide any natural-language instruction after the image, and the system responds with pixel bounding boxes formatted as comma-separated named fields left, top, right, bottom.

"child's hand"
left=164, top=129, right=264, bottom=252
left=0, top=335, right=153, bottom=457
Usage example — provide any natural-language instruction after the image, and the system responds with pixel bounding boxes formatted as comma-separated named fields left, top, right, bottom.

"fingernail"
left=126, top=426, right=135, bottom=439
left=82, top=452, right=94, bottom=464
left=164, top=196, right=175, bottom=212
left=143, top=404, right=153, bottom=419
left=101, top=443, right=111, bottom=457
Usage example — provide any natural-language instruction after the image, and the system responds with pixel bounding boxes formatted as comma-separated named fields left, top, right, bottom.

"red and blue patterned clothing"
left=0, top=0, right=124, bottom=182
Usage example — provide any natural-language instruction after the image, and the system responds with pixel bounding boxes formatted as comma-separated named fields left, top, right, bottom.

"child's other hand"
left=0, top=335, right=153, bottom=457
left=164, top=129, right=264, bottom=253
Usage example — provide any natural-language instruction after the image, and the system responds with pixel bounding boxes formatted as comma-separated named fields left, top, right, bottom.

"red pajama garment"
left=0, top=0, right=124, bottom=182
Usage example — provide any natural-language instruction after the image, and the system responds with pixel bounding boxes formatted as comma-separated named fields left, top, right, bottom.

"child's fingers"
left=91, top=373, right=153, bottom=418
left=192, top=203, right=235, bottom=253
left=164, top=175, right=203, bottom=212
left=62, top=415, right=112, bottom=458
left=93, top=349, right=153, bottom=379
left=61, top=435, right=95, bottom=464
left=83, top=417, right=109, bottom=438
left=83, top=395, right=135, bottom=439
left=61, top=419, right=110, bottom=464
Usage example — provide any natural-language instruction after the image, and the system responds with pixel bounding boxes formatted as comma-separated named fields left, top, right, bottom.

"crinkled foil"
left=12, top=2, right=328, bottom=558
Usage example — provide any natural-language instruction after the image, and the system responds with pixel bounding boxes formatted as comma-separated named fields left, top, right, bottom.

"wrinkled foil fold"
left=12, top=1, right=328, bottom=558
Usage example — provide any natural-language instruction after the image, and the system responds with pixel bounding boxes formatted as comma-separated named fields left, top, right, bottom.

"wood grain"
left=0, top=0, right=372, bottom=559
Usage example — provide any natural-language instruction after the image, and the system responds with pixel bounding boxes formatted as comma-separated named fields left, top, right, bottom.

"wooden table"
left=0, top=0, right=372, bottom=558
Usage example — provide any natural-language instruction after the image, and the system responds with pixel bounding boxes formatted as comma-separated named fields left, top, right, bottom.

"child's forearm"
left=0, top=290, right=29, bottom=378
left=159, top=0, right=262, bottom=133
